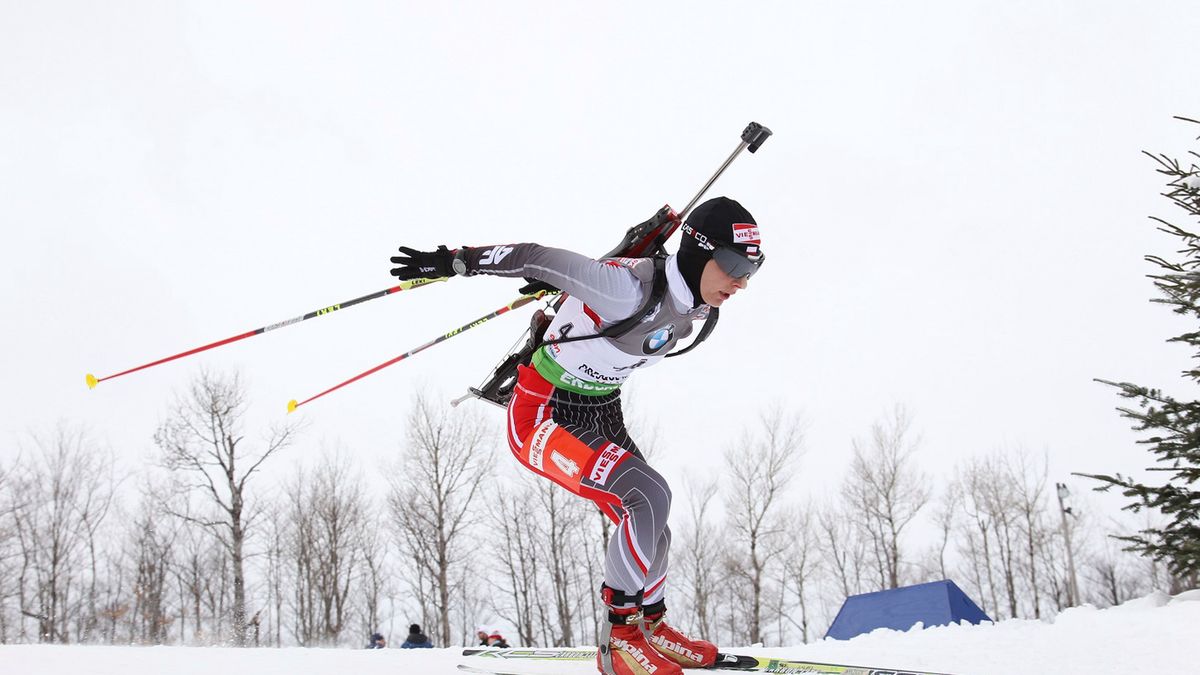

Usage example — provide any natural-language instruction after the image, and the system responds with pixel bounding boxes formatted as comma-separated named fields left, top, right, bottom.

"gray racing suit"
left=459, top=243, right=710, bottom=604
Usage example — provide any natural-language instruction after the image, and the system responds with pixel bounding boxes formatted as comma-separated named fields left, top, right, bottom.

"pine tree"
left=1080, top=117, right=1200, bottom=587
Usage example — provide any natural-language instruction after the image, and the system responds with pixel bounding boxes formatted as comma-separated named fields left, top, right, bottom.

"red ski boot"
left=597, top=588, right=683, bottom=675
left=641, top=600, right=718, bottom=669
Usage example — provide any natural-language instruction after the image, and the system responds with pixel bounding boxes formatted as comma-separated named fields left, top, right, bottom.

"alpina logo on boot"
left=649, top=634, right=702, bottom=664
left=612, top=637, right=658, bottom=673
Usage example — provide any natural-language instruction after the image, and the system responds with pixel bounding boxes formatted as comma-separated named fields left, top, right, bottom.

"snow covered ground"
left=3, top=591, right=1197, bottom=675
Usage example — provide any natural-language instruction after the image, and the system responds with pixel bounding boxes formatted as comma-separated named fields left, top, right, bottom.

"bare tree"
left=976, top=457, right=1021, bottom=619
left=488, top=466, right=600, bottom=649
left=125, top=488, right=178, bottom=644
left=532, top=479, right=593, bottom=646
left=674, top=473, right=721, bottom=641
left=578, top=513, right=608, bottom=646
left=154, top=370, right=297, bottom=646
left=845, top=406, right=930, bottom=590
left=281, top=448, right=367, bottom=646
left=926, top=481, right=961, bottom=581
left=10, top=425, right=116, bottom=643
left=722, top=406, right=802, bottom=645
left=1033, top=522, right=1072, bottom=612
left=283, top=479, right=317, bottom=645
left=388, top=391, right=493, bottom=647
left=0, top=457, right=17, bottom=643
left=455, top=564, right=488, bottom=650
left=492, top=485, right=541, bottom=646
left=1084, top=535, right=1150, bottom=607
left=171, top=520, right=225, bottom=644
left=817, top=502, right=867, bottom=600
left=95, top=550, right=129, bottom=644
left=954, top=457, right=1001, bottom=617
left=782, top=504, right=820, bottom=643
left=357, top=506, right=390, bottom=643
left=948, top=450, right=1053, bottom=620
left=1007, top=449, right=1052, bottom=619
left=262, top=506, right=286, bottom=647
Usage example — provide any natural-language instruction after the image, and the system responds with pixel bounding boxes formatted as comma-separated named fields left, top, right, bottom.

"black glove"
left=518, top=277, right=559, bottom=296
left=389, top=245, right=462, bottom=280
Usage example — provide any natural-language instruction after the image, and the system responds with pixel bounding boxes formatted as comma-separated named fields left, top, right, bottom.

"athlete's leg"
left=507, top=366, right=631, bottom=516
left=506, top=365, right=556, bottom=456
left=508, top=367, right=673, bottom=600
left=643, top=527, right=670, bottom=606
left=508, top=368, right=683, bottom=675
left=638, top=523, right=717, bottom=668
left=577, top=442, right=672, bottom=603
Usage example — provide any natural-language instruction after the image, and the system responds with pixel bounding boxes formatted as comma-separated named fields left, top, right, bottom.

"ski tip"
left=86, top=373, right=98, bottom=390
left=287, top=399, right=298, bottom=414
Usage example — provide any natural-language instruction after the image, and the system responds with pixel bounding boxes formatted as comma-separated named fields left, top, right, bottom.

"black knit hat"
left=409, top=623, right=421, bottom=634
left=677, top=197, right=760, bottom=306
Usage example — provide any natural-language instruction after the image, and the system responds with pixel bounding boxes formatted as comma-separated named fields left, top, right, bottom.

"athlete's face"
left=699, top=258, right=749, bottom=306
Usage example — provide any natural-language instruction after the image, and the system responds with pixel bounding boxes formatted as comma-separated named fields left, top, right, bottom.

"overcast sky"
left=3, top=2, right=1200, bottom=527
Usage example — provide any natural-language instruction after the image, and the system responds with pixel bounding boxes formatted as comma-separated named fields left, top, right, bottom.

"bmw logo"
left=642, top=324, right=675, bottom=354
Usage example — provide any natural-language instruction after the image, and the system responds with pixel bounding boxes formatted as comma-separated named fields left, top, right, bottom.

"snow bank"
left=3, top=591, right=1197, bottom=674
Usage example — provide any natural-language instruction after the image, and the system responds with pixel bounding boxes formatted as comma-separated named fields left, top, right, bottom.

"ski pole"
left=286, top=290, right=557, bottom=413
left=86, top=277, right=447, bottom=389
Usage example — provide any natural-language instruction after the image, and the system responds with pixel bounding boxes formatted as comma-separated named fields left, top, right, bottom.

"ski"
left=460, top=648, right=957, bottom=675
left=458, top=665, right=564, bottom=675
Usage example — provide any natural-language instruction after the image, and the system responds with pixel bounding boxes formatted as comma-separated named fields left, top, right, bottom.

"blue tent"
left=825, top=579, right=990, bottom=640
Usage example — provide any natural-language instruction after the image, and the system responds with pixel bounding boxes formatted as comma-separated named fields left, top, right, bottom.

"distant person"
left=366, top=632, right=386, bottom=649
left=476, top=629, right=489, bottom=646
left=399, top=623, right=434, bottom=649
left=487, top=632, right=510, bottom=649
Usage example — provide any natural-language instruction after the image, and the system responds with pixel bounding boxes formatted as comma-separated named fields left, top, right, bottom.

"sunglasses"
left=682, top=223, right=766, bottom=279
left=713, top=245, right=765, bottom=279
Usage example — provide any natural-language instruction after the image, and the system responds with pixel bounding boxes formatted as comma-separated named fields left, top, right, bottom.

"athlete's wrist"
left=452, top=247, right=470, bottom=276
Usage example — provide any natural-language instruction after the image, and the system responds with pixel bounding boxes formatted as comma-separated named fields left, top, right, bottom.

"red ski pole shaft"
left=287, top=290, right=555, bottom=413
left=86, top=277, right=447, bottom=389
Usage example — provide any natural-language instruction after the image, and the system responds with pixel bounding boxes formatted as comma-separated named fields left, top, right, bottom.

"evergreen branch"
left=1084, top=119, right=1200, bottom=582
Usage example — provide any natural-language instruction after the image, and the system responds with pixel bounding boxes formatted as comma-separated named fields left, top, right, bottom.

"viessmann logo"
left=732, top=222, right=761, bottom=245
left=589, top=443, right=627, bottom=484
left=529, top=420, right=557, bottom=470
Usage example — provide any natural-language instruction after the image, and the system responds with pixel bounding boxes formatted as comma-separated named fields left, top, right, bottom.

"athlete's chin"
left=705, top=291, right=732, bottom=306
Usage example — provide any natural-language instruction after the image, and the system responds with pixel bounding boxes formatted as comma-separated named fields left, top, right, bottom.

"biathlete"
left=390, top=197, right=765, bottom=675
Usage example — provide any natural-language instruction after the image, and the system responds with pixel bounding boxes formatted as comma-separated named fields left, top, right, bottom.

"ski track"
left=2, top=591, right=1197, bottom=675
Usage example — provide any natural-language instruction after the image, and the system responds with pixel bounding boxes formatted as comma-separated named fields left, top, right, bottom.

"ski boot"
left=641, top=600, right=718, bottom=669
left=597, top=587, right=683, bottom=675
